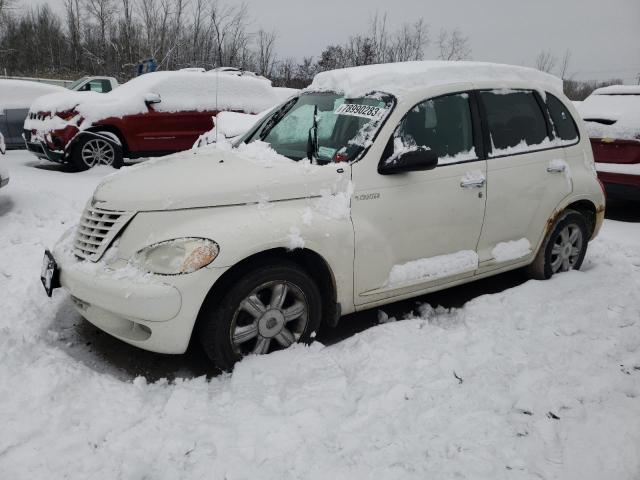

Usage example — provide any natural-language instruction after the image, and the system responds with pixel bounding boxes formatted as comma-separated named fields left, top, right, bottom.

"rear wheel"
left=198, top=261, right=322, bottom=371
left=72, top=133, right=123, bottom=170
left=527, top=209, right=589, bottom=280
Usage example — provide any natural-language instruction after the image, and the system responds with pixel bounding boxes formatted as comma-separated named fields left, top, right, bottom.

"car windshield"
left=245, top=91, right=395, bottom=163
left=67, top=77, right=89, bottom=90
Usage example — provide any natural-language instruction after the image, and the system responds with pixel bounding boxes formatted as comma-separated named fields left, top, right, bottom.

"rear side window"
left=392, top=93, right=476, bottom=165
left=546, top=94, right=578, bottom=142
left=479, top=90, right=548, bottom=156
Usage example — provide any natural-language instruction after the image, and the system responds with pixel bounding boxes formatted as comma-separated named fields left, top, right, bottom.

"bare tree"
left=256, top=29, right=276, bottom=77
left=535, top=49, right=556, bottom=73
left=558, top=49, right=572, bottom=80
left=437, top=29, right=471, bottom=61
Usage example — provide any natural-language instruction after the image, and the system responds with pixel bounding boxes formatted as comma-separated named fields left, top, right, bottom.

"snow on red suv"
left=577, top=85, right=640, bottom=201
left=23, top=70, right=290, bottom=170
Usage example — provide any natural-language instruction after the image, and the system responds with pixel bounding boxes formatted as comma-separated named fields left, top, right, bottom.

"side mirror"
left=144, top=93, right=161, bottom=105
left=378, top=147, right=438, bottom=175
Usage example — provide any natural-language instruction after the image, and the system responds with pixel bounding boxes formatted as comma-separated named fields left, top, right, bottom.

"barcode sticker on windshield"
left=334, top=104, right=385, bottom=120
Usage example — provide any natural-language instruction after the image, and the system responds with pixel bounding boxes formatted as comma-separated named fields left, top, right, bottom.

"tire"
left=198, top=261, right=322, bottom=371
left=526, top=209, right=589, bottom=280
left=71, top=133, right=123, bottom=170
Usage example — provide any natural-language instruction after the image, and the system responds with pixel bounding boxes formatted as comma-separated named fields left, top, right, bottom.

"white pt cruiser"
left=42, top=62, right=605, bottom=371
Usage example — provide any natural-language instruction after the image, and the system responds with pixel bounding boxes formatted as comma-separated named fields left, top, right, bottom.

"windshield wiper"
left=259, top=98, right=297, bottom=140
left=306, top=104, right=319, bottom=162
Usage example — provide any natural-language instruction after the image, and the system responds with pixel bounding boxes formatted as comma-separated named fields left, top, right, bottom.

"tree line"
left=0, top=0, right=623, bottom=98
left=0, top=0, right=473, bottom=87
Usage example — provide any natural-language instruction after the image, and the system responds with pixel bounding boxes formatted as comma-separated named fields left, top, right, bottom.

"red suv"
left=24, top=71, right=288, bottom=170
left=578, top=85, right=640, bottom=201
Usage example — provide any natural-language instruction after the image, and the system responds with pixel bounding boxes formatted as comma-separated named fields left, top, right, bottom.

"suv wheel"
left=527, top=209, right=589, bottom=280
left=72, top=134, right=123, bottom=170
left=198, top=261, right=322, bottom=371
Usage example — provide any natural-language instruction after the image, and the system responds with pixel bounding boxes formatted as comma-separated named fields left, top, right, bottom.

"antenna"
left=215, top=68, right=219, bottom=144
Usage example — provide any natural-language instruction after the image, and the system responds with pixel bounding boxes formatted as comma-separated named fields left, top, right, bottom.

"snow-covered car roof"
left=308, top=61, right=563, bottom=98
left=0, top=80, right=66, bottom=110
left=577, top=88, right=640, bottom=140
left=592, top=85, right=640, bottom=96
left=28, top=71, right=286, bottom=127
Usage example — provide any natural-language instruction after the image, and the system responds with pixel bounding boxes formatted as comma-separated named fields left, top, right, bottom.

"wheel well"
left=196, top=248, right=339, bottom=330
left=85, top=126, right=128, bottom=154
left=566, top=200, right=597, bottom=236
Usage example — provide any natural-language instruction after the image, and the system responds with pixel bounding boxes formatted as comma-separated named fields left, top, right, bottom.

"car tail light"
left=56, top=109, right=77, bottom=120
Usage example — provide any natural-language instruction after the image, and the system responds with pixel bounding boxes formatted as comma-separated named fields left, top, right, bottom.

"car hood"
left=93, top=144, right=349, bottom=212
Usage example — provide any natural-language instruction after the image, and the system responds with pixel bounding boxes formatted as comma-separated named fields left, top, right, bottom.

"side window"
left=392, top=93, right=476, bottom=165
left=479, top=90, right=548, bottom=156
left=546, top=93, right=578, bottom=142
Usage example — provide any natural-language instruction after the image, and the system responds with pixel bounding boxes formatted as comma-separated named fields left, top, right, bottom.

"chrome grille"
left=74, top=204, right=134, bottom=261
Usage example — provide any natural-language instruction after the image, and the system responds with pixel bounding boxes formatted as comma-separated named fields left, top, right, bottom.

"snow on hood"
left=28, top=71, right=285, bottom=128
left=93, top=141, right=345, bottom=211
left=577, top=92, right=640, bottom=141
left=309, top=61, right=563, bottom=98
left=0, top=79, right=66, bottom=110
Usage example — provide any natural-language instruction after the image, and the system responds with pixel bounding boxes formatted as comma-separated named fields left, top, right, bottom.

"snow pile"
left=310, top=61, right=563, bottom=98
left=492, top=238, right=532, bottom=262
left=26, top=71, right=285, bottom=131
left=312, top=181, right=353, bottom=220
left=490, top=136, right=575, bottom=157
left=577, top=91, right=640, bottom=141
left=595, top=162, right=640, bottom=175
left=193, top=110, right=268, bottom=149
left=2, top=151, right=640, bottom=478
left=0, top=79, right=65, bottom=109
left=287, top=226, right=305, bottom=250
left=387, top=250, right=479, bottom=287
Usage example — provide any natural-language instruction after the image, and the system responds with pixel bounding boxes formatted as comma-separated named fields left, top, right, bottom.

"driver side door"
left=351, top=90, right=488, bottom=306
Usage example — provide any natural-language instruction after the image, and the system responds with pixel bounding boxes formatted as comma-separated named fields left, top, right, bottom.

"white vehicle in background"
left=66, top=76, right=119, bottom=93
left=42, top=61, right=605, bottom=371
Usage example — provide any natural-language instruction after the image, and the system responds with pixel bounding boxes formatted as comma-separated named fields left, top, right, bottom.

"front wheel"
left=198, top=261, right=322, bottom=371
left=72, top=133, right=123, bottom=170
left=527, top=209, right=589, bottom=280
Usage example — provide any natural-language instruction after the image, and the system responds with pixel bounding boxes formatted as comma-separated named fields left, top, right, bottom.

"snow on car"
left=40, top=61, right=605, bottom=374
left=576, top=85, right=640, bottom=201
left=23, top=70, right=289, bottom=170
left=0, top=149, right=639, bottom=478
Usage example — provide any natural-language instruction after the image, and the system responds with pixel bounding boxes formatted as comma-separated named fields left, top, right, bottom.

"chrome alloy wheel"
left=81, top=138, right=115, bottom=167
left=550, top=224, right=583, bottom=273
left=230, top=281, right=309, bottom=356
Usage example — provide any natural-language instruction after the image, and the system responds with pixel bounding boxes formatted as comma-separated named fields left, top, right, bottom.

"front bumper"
left=53, top=248, right=227, bottom=354
left=24, top=137, right=65, bottom=163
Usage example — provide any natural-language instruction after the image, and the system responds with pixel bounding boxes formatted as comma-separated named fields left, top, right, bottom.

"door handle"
left=460, top=178, right=486, bottom=188
left=547, top=161, right=566, bottom=173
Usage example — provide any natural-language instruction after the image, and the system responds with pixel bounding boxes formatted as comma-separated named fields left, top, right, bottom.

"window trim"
left=544, top=92, right=581, bottom=148
left=379, top=90, right=486, bottom=171
left=478, top=88, right=580, bottom=160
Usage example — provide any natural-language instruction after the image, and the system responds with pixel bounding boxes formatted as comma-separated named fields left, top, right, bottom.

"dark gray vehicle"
left=0, top=80, right=65, bottom=149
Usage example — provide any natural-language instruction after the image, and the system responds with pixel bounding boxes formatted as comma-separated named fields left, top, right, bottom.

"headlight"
left=134, top=238, right=219, bottom=275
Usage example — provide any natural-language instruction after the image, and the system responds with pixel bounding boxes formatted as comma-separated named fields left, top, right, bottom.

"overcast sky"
left=35, top=0, right=640, bottom=83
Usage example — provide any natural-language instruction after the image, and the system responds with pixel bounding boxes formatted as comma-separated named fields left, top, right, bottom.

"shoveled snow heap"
left=577, top=88, right=640, bottom=141
left=1, top=150, right=640, bottom=478
left=309, top=61, right=563, bottom=98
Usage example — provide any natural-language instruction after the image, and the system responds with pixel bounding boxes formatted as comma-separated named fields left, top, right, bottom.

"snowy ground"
left=1, top=150, right=639, bottom=479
